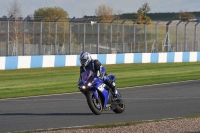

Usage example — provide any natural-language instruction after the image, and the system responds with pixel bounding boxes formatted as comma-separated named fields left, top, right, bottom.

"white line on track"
left=0, top=99, right=85, bottom=101
left=124, top=97, right=200, bottom=100
left=0, top=79, right=199, bottom=101
left=2, top=96, right=200, bottom=102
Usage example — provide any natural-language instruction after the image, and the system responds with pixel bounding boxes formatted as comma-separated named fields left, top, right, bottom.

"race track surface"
left=1, top=80, right=200, bottom=132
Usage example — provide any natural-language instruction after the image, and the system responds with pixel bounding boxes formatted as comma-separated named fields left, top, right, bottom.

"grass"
left=1, top=62, right=200, bottom=99
left=17, top=114, right=200, bottom=133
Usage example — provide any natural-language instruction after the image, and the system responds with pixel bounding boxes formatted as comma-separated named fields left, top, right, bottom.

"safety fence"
left=0, top=52, right=200, bottom=70
left=0, top=19, right=200, bottom=56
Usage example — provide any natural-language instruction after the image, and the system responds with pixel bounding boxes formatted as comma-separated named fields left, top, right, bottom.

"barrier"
left=0, top=52, right=200, bottom=70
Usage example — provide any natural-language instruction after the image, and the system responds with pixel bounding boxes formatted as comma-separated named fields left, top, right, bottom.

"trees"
left=33, top=7, right=75, bottom=54
left=177, top=11, right=196, bottom=21
left=95, top=4, right=116, bottom=23
left=7, top=0, right=23, bottom=55
left=7, top=0, right=22, bottom=18
left=135, top=2, right=151, bottom=24
left=34, top=7, right=69, bottom=45
left=34, top=7, right=68, bottom=21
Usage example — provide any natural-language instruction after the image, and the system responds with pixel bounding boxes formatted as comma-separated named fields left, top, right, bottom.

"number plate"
left=98, top=84, right=105, bottom=92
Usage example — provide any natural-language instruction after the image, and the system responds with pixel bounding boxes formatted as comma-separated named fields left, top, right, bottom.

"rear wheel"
left=113, top=100, right=125, bottom=113
left=113, top=91, right=125, bottom=113
left=86, top=91, right=103, bottom=115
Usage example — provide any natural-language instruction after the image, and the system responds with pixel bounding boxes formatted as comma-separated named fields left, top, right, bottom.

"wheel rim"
left=92, top=96, right=102, bottom=111
left=118, top=102, right=125, bottom=109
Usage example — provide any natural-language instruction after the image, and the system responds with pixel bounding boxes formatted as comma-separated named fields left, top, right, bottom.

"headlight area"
left=82, top=86, right=86, bottom=89
left=87, top=82, right=92, bottom=86
left=78, top=82, right=92, bottom=90
left=78, top=85, right=86, bottom=90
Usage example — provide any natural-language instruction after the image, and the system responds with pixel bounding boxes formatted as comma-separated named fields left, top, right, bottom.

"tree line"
left=6, top=0, right=197, bottom=23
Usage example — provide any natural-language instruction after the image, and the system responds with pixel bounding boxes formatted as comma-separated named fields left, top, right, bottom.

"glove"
left=99, top=74, right=104, bottom=80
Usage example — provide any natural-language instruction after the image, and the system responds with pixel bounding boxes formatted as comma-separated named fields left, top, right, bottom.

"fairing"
left=78, top=70, right=110, bottom=107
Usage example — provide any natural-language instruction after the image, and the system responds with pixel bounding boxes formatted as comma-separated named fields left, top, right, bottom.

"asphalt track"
left=1, top=80, right=200, bottom=132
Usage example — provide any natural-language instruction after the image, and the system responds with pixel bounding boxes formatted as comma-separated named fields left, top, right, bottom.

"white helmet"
left=80, top=52, right=92, bottom=66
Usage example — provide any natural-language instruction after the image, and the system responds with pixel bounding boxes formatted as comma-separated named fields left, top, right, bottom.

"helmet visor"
left=81, top=59, right=87, bottom=65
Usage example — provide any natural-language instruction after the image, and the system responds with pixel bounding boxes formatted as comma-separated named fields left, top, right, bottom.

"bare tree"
left=7, top=0, right=22, bottom=18
left=7, top=0, right=23, bottom=55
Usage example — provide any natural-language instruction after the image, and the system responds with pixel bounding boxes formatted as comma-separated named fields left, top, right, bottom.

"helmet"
left=80, top=52, right=92, bottom=66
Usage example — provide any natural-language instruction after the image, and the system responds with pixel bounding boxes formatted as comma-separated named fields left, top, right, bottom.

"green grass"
left=1, top=62, right=200, bottom=99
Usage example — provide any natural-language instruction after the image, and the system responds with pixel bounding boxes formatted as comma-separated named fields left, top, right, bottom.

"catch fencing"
left=0, top=18, right=200, bottom=56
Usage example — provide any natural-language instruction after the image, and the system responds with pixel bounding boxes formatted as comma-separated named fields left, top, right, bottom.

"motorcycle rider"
left=79, top=52, right=120, bottom=100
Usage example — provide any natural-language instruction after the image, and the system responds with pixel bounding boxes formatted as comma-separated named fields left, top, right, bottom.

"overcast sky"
left=0, top=0, right=199, bottom=18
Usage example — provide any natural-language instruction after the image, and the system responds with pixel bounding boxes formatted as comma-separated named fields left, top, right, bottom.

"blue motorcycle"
left=78, top=67, right=125, bottom=115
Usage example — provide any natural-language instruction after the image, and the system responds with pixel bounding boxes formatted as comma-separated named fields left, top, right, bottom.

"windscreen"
left=81, top=70, right=93, bottom=82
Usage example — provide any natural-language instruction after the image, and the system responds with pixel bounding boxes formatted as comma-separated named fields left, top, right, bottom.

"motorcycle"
left=77, top=67, right=125, bottom=115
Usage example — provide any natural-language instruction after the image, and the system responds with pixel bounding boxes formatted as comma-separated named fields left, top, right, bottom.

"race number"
left=98, top=84, right=105, bottom=92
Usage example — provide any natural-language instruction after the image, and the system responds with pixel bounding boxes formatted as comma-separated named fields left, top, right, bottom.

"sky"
left=0, top=0, right=199, bottom=18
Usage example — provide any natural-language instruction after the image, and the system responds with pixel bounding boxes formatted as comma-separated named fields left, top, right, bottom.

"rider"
left=79, top=52, right=119, bottom=100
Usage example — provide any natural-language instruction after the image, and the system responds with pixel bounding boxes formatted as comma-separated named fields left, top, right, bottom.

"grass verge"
left=0, top=62, right=200, bottom=99
left=14, top=113, right=200, bottom=133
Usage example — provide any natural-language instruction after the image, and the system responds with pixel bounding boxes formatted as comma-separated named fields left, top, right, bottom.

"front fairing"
left=78, top=70, right=110, bottom=107
left=78, top=71, right=97, bottom=91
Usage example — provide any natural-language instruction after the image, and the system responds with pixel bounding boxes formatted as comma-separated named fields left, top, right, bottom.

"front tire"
left=86, top=91, right=103, bottom=115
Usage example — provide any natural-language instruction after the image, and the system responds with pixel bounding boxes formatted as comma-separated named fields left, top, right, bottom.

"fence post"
left=194, top=21, right=199, bottom=51
left=6, top=15, right=12, bottom=56
left=0, top=21, right=1, bottom=56
left=63, top=22, right=66, bottom=54
left=97, top=23, right=100, bottom=54
left=166, top=20, right=172, bottom=52
left=133, top=20, right=137, bottom=53
left=83, top=23, right=85, bottom=52
left=184, top=21, right=189, bottom=52
left=39, top=17, right=45, bottom=55
left=32, top=22, right=35, bottom=54
left=122, top=19, right=126, bottom=53
left=6, top=18, right=9, bottom=56
left=176, top=21, right=182, bottom=52
left=110, top=23, right=112, bottom=53
left=69, top=20, right=72, bottom=55
left=155, top=21, right=160, bottom=52
left=54, top=17, right=60, bottom=55
left=110, top=18, right=115, bottom=54
left=23, top=17, right=27, bottom=55
left=144, top=21, right=147, bottom=53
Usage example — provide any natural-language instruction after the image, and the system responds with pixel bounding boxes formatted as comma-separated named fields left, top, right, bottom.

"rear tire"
left=113, top=91, right=125, bottom=114
left=113, top=100, right=125, bottom=113
left=86, top=91, right=103, bottom=115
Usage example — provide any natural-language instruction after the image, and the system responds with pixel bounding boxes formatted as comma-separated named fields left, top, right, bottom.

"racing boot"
left=112, top=87, right=122, bottom=102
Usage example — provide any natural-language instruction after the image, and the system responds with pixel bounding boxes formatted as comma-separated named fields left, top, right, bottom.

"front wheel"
left=86, top=91, right=103, bottom=115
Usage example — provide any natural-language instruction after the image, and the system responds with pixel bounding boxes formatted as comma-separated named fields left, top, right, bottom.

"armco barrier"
left=0, top=52, right=200, bottom=70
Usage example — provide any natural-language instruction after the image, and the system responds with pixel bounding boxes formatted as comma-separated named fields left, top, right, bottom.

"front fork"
left=89, top=90, right=98, bottom=100
left=85, top=90, right=99, bottom=102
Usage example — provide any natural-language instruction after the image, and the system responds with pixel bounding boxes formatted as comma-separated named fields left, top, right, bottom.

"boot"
left=105, top=80, right=119, bottom=100
left=112, top=87, right=122, bottom=102
left=105, top=80, right=115, bottom=91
